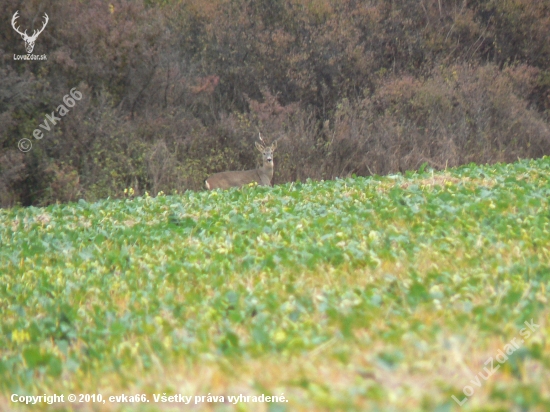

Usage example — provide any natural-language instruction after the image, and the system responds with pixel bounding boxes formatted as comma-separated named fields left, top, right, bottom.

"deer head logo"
left=11, top=11, right=49, bottom=54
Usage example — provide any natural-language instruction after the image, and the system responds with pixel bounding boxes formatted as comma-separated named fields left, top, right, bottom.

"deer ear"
left=271, top=140, right=277, bottom=150
left=255, top=142, right=264, bottom=151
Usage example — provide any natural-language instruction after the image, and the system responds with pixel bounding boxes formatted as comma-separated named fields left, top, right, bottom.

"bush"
left=320, top=64, right=550, bottom=178
left=0, top=0, right=549, bottom=206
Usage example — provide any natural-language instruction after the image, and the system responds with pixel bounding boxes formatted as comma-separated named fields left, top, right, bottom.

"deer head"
left=12, top=11, right=49, bottom=54
left=255, top=133, right=277, bottom=169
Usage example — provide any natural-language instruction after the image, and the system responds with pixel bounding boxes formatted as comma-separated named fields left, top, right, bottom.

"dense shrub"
left=322, top=64, right=550, bottom=178
left=0, top=0, right=549, bottom=206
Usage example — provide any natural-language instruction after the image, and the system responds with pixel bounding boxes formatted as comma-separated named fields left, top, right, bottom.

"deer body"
left=205, top=137, right=277, bottom=190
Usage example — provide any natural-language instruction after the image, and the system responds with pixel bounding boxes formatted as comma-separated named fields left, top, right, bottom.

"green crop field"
left=1, top=158, right=549, bottom=411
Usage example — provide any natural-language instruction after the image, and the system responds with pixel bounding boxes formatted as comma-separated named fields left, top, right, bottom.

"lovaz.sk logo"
left=11, top=10, right=48, bottom=61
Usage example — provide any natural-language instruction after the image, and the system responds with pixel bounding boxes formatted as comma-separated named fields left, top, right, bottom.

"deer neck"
left=261, top=161, right=274, bottom=178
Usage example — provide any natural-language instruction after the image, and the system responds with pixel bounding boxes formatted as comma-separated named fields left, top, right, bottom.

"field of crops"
left=1, top=158, right=549, bottom=411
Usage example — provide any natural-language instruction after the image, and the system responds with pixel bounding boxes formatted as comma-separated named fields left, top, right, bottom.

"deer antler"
left=29, top=13, right=49, bottom=41
left=258, top=132, right=266, bottom=144
left=11, top=11, right=27, bottom=38
left=257, top=132, right=281, bottom=148
left=11, top=11, right=49, bottom=40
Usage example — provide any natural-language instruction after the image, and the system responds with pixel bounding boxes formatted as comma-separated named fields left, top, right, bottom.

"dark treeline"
left=1, top=0, right=549, bottom=206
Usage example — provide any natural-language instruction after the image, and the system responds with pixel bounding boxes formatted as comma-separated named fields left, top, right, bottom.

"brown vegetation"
left=1, top=0, right=549, bottom=206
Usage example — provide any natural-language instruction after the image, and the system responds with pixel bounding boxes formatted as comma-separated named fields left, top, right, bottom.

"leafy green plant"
left=0, top=157, right=549, bottom=411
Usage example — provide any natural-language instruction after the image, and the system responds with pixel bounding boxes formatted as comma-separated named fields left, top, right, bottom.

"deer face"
left=22, top=36, right=37, bottom=54
left=255, top=140, right=277, bottom=165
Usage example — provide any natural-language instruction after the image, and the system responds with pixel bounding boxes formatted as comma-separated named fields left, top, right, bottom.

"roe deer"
left=205, top=134, right=277, bottom=190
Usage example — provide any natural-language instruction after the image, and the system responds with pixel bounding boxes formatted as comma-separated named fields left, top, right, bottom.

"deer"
left=11, top=11, right=49, bottom=54
left=205, top=134, right=277, bottom=190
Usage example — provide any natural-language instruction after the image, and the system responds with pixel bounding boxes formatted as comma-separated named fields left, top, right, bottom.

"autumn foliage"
left=1, top=0, right=549, bottom=206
